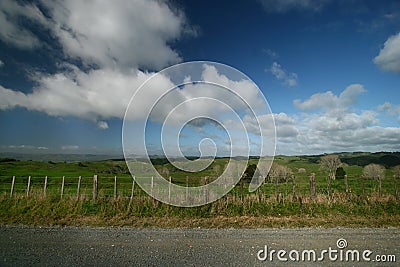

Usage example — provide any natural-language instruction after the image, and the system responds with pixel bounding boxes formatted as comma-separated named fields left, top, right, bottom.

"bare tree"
left=161, top=166, right=169, bottom=178
left=320, top=154, right=341, bottom=180
left=393, top=165, right=400, bottom=177
left=298, top=168, right=306, bottom=174
left=363, top=164, right=385, bottom=180
left=213, top=164, right=221, bottom=177
left=269, top=163, right=292, bottom=183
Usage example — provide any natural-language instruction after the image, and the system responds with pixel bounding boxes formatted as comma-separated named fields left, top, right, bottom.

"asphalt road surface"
left=1, top=226, right=399, bottom=266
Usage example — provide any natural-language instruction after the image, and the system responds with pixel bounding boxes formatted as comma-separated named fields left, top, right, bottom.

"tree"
left=393, top=165, right=400, bottom=177
left=320, top=155, right=341, bottom=180
left=242, top=164, right=257, bottom=183
left=363, top=164, right=385, bottom=180
left=161, top=166, right=169, bottom=178
left=213, top=164, right=221, bottom=177
left=268, top=163, right=292, bottom=183
left=335, top=167, right=346, bottom=180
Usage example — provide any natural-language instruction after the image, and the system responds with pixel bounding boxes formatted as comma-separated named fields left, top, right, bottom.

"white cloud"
left=258, top=0, right=328, bottom=13
left=294, top=84, right=366, bottom=110
left=270, top=85, right=400, bottom=155
left=3, top=145, right=48, bottom=151
left=200, top=64, right=266, bottom=110
left=273, top=113, right=299, bottom=138
left=97, top=121, right=109, bottom=130
left=379, top=102, right=400, bottom=121
left=269, top=62, right=298, bottom=87
left=61, top=145, right=79, bottom=150
left=0, top=67, right=153, bottom=120
left=43, top=0, right=191, bottom=70
left=0, top=60, right=3, bottom=67
left=134, top=63, right=268, bottom=127
left=0, top=0, right=48, bottom=49
left=0, top=0, right=197, bottom=128
left=243, top=112, right=298, bottom=140
left=374, top=32, right=400, bottom=73
left=0, top=63, right=267, bottom=133
left=304, top=110, right=377, bottom=132
left=263, top=48, right=279, bottom=59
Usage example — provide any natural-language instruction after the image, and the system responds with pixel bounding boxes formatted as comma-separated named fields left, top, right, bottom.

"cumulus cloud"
left=136, top=64, right=268, bottom=130
left=0, top=67, right=153, bottom=121
left=0, top=63, right=267, bottom=134
left=263, top=48, right=279, bottom=59
left=0, top=0, right=196, bottom=129
left=97, top=121, right=109, bottom=130
left=0, top=0, right=48, bottom=49
left=4, top=144, right=48, bottom=150
left=374, top=32, right=400, bottom=73
left=43, top=0, right=192, bottom=70
left=61, top=145, right=79, bottom=150
left=294, top=84, right=366, bottom=110
left=269, top=62, right=298, bottom=87
left=270, top=85, right=400, bottom=155
left=379, top=102, right=400, bottom=121
left=2, top=0, right=196, bottom=69
left=243, top=112, right=298, bottom=140
left=258, top=0, right=328, bottom=13
left=304, top=110, right=377, bottom=133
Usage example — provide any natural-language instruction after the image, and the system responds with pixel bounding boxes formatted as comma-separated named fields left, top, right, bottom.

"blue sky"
left=0, top=0, right=400, bottom=156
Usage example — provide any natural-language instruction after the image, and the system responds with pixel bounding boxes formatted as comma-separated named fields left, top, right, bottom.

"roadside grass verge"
left=1, top=193, right=399, bottom=228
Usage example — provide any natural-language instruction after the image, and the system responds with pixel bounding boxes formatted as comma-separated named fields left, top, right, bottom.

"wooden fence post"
left=92, top=175, right=98, bottom=200
left=361, top=175, right=365, bottom=200
left=241, top=179, right=244, bottom=203
left=204, top=176, right=209, bottom=203
left=43, top=176, right=48, bottom=198
left=77, top=176, right=81, bottom=200
left=258, top=176, right=262, bottom=203
left=344, top=175, right=349, bottom=195
left=61, top=176, right=65, bottom=199
left=310, top=174, right=316, bottom=199
left=130, top=176, right=135, bottom=204
left=10, top=176, right=15, bottom=198
left=114, top=176, right=117, bottom=200
left=27, top=176, right=31, bottom=197
left=150, top=176, right=154, bottom=197
left=292, top=175, right=296, bottom=200
left=378, top=175, right=382, bottom=198
left=327, top=175, right=332, bottom=198
left=186, top=176, right=189, bottom=202
left=394, top=175, right=398, bottom=201
left=168, top=176, right=172, bottom=202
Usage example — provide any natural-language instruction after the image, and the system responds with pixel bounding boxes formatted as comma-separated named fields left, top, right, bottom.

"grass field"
left=1, top=192, right=399, bottom=228
left=1, top=153, right=399, bottom=228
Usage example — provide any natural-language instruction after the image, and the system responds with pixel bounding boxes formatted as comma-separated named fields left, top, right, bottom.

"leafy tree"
left=335, top=167, right=346, bottom=180
left=242, top=164, right=257, bottom=182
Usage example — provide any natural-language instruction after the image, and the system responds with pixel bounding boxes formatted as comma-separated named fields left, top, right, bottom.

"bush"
left=335, top=167, right=346, bottom=179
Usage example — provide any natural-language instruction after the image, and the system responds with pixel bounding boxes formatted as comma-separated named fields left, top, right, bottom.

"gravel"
left=1, top=226, right=399, bottom=266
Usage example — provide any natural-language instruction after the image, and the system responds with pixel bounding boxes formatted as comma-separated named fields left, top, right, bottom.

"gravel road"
left=1, top=226, right=399, bottom=266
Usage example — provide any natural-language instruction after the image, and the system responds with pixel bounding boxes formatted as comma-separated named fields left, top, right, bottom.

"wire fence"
left=0, top=174, right=399, bottom=203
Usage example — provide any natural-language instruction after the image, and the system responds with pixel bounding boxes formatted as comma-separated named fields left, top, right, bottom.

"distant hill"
left=296, top=152, right=400, bottom=168
left=1, top=151, right=399, bottom=167
left=339, top=152, right=400, bottom=168
left=0, top=153, right=123, bottom=162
